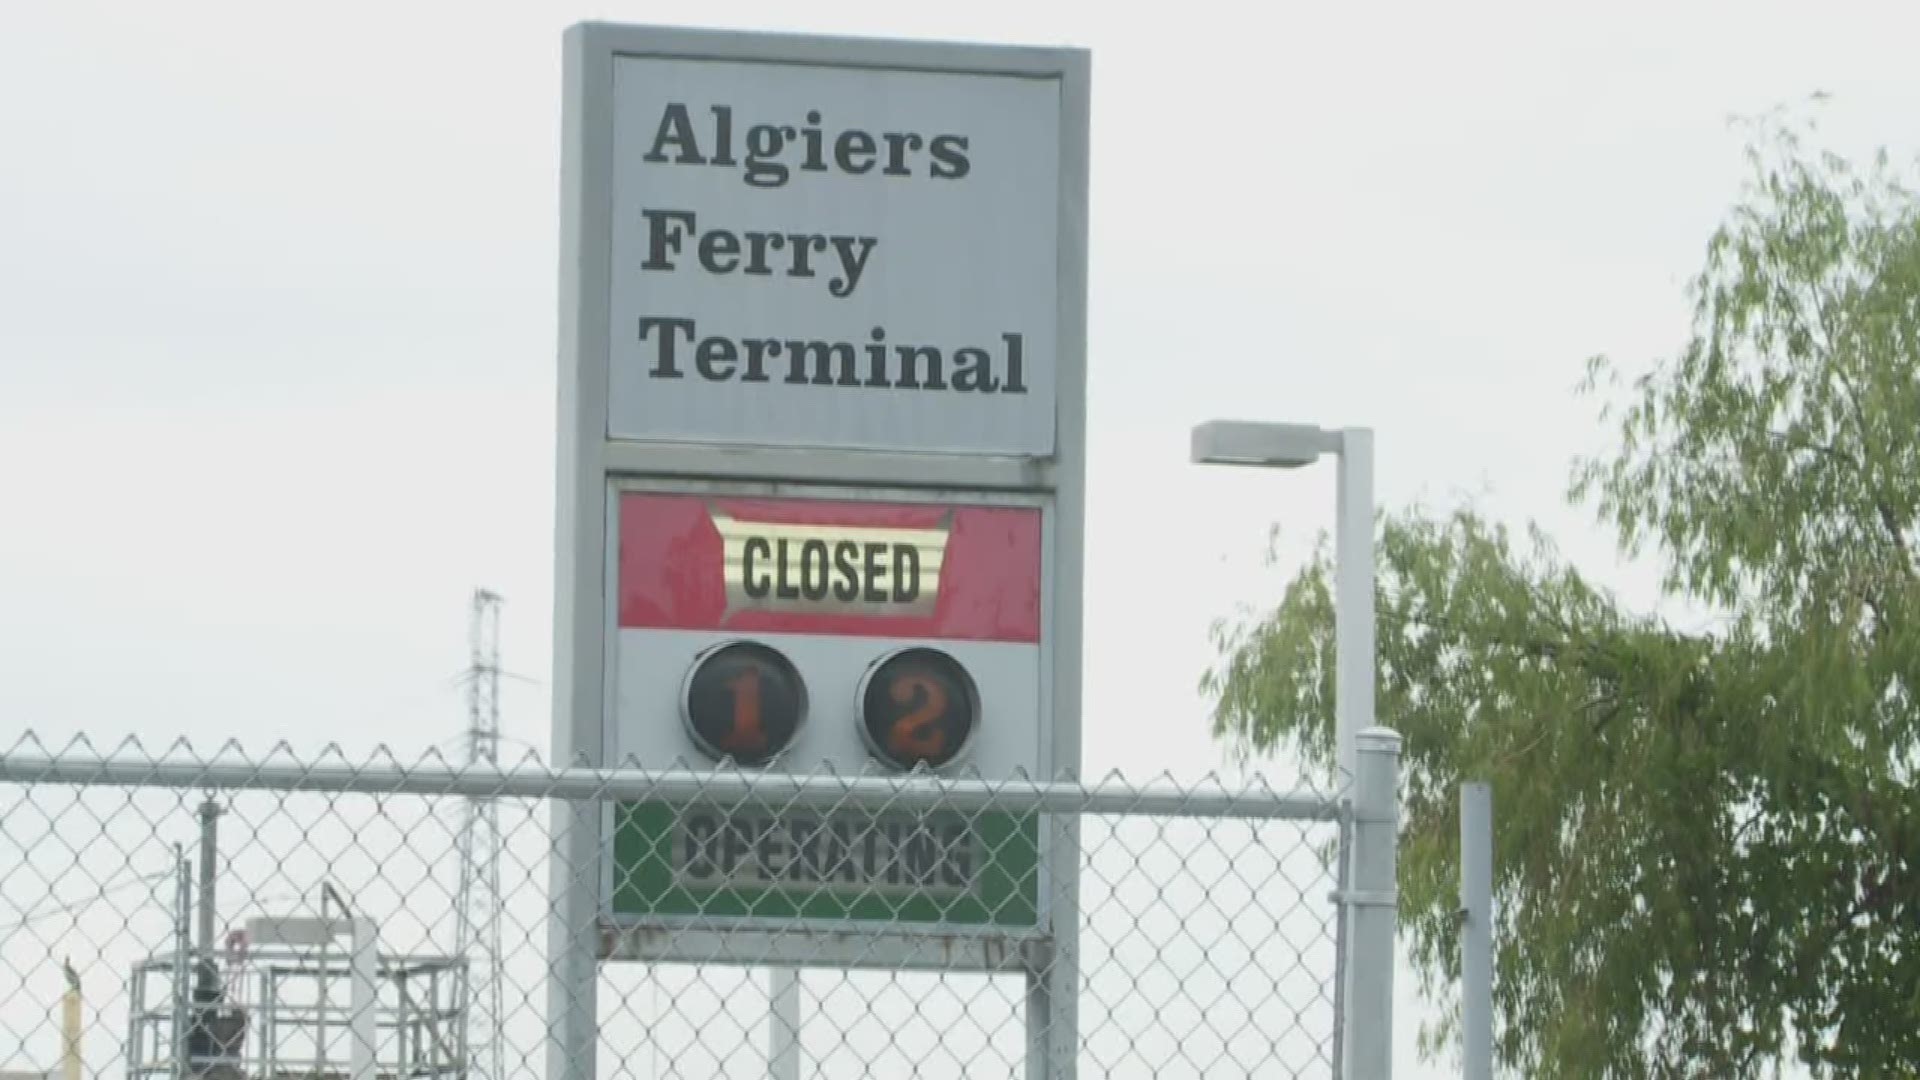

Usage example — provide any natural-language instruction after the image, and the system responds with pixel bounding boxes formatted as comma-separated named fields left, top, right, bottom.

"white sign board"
left=548, top=21, right=1087, bottom=1080
left=607, top=57, right=1062, bottom=455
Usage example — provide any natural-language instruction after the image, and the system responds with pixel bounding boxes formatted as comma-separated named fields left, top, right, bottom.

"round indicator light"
left=856, top=647, right=980, bottom=772
left=680, top=640, right=808, bottom=768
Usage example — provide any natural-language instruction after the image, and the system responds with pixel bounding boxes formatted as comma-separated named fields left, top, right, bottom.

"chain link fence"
left=0, top=734, right=1386, bottom=1080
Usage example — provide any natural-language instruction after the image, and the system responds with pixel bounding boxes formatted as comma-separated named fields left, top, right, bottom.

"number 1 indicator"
left=681, top=640, right=808, bottom=767
left=856, top=647, right=981, bottom=772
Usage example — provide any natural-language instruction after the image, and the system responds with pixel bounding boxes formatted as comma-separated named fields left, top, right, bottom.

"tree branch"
left=1827, top=360, right=1916, bottom=574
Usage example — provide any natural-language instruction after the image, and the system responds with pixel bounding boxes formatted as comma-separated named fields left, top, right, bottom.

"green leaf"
left=1203, top=101, right=1920, bottom=1078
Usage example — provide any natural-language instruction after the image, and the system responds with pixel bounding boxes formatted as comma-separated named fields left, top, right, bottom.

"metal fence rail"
left=0, top=735, right=1393, bottom=1080
left=0, top=753, right=1346, bottom=822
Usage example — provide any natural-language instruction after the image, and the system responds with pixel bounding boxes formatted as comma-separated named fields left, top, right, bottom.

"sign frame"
left=558, top=22, right=1087, bottom=477
left=596, top=475, right=1058, bottom=778
left=592, top=475, right=1061, bottom=962
left=548, top=16, right=1087, bottom=1080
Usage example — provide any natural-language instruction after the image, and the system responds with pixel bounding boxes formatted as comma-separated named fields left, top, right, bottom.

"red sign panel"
left=618, top=493, right=1042, bottom=643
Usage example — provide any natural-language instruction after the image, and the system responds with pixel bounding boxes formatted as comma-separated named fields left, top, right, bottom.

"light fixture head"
left=1189, top=420, right=1339, bottom=468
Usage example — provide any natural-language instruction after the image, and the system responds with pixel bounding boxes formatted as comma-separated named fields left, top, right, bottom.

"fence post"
left=1344, top=726, right=1401, bottom=1080
left=172, top=845, right=190, bottom=1080
left=1461, top=782, right=1493, bottom=1080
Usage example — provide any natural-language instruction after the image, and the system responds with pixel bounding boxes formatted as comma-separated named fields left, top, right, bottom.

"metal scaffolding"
left=126, top=926, right=470, bottom=1080
left=123, top=805, right=472, bottom=1080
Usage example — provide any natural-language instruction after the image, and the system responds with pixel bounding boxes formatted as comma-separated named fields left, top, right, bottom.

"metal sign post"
left=550, top=19, right=1089, bottom=1080
left=769, top=967, right=800, bottom=1080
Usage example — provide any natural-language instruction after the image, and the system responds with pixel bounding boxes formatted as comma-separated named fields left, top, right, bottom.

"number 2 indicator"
left=857, top=647, right=980, bottom=772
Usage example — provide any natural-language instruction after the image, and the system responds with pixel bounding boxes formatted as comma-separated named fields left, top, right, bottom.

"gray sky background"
left=5, top=0, right=1920, bottom=1075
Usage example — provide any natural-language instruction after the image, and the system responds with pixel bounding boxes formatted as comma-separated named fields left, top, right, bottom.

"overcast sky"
left=5, top=0, right=1920, bottom=1075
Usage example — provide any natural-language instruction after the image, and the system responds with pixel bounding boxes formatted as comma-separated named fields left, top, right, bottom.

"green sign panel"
left=611, top=802, right=1041, bottom=928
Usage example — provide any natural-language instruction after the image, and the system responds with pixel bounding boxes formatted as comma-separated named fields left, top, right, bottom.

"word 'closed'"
left=713, top=508, right=950, bottom=619
left=744, top=536, right=919, bottom=603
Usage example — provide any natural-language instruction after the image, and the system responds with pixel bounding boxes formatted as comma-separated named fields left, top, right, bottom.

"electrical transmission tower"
left=453, top=588, right=505, bottom=1080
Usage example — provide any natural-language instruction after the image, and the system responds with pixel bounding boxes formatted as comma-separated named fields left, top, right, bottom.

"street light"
left=1190, top=419, right=1374, bottom=793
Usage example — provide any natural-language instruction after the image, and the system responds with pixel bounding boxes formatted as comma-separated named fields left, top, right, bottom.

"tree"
left=1200, top=109, right=1920, bottom=1077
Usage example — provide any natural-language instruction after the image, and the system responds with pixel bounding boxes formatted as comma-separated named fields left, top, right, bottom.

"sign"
left=714, top=507, right=948, bottom=619
left=679, top=640, right=808, bottom=766
left=608, top=491, right=1043, bottom=930
left=551, top=21, right=1087, bottom=979
left=611, top=804, right=1039, bottom=929
left=857, top=647, right=980, bottom=771
left=606, top=52, right=1062, bottom=455
left=611, top=491, right=1043, bottom=775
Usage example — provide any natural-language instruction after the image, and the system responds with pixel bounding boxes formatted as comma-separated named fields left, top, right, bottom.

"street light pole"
left=1191, top=418, right=1385, bottom=1080
left=1332, top=427, right=1373, bottom=792
left=1189, top=420, right=1375, bottom=793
